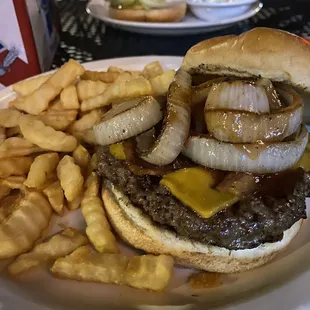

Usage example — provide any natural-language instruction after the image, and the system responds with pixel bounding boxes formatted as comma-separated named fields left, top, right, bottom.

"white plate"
left=0, top=56, right=310, bottom=310
left=86, top=0, right=263, bottom=35
left=188, top=0, right=258, bottom=7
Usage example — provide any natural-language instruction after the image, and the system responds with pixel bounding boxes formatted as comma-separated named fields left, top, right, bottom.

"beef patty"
left=97, top=147, right=308, bottom=250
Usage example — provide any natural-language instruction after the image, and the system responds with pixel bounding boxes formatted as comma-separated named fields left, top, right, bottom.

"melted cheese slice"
left=160, top=167, right=239, bottom=218
left=109, top=143, right=126, bottom=160
left=295, top=151, right=310, bottom=171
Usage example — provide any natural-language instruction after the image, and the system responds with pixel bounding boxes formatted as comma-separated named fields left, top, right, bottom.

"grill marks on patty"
left=97, top=147, right=308, bottom=250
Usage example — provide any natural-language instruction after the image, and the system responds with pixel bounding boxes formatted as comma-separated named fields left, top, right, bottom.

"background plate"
left=86, top=0, right=263, bottom=36
left=0, top=56, right=309, bottom=310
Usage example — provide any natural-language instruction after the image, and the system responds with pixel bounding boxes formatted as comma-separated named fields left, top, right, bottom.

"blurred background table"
left=52, top=0, right=310, bottom=68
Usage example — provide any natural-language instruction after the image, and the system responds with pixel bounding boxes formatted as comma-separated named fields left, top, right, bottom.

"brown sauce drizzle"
left=233, top=142, right=268, bottom=160
left=189, top=272, right=222, bottom=289
left=215, top=168, right=304, bottom=198
left=254, top=167, right=304, bottom=197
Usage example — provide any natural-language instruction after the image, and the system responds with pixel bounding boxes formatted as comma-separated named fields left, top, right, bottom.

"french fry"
left=60, top=85, right=79, bottom=110
left=38, top=109, right=78, bottom=131
left=8, top=228, right=88, bottom=275
left=0, top=192, right=22, bottom=223
left=43, top=180, right=65, bottom=215
left=108, top=66, right=142, bottom=77
left=0, top=157, right=33, bottom=178
left=150, top=70, right=176, bottom=96
left=108, top=66, right=125, bottom=73
left=48, top=97, right=65, bottom=110
left=0, top=176, right=26, bottom=203
left=20, top=115, right=78, bottom=152
left=11, top=59, right=84, bottom=115
left=76, top=80, right=108, bottom=101
left=143, top=61, right=164, bottom=79
left=6, top=126, right=21, bottom=137
left=0, top=137, right=42, bottom=159
left=36, top=171, right=58, bottom=191
left=24, top=153, right=59, bottom=189
left=1, top=176, right=26, bottom=190
left=80, top=77, right=153, bottom=111
left=47, top=59, right=84, bottom=89
left=0, top=191, right=52, bottom=259
left=112, top=72, right=136, bottom=84
left=81, top=173, right=118, bottom=253
left=72, top=129, right=97, bottom=146
left=0, top=184, right=11, bottom=201
left=73, top=144, right=90, bottom=169
left=10, top=86, right=57, bottom=115
left=88, top=153, right=98, bottom=175
left=0, top=177, right=26, bottom=220
left=51, top=246, right=174, bottom=291
left=57, top=155, right=84, bottom=202
left=0, top=109, right=21, bottom=128
left=0, top=127, right=5, bottom=144
left=67, top=192, right=83, bottom=211
left=84, top=172, right=99, bottom=196
left=68, top=109, right=103, bottom=133
left=13, top=74, right=52, bottom=96
left=81, top=70, right=119, bottom=83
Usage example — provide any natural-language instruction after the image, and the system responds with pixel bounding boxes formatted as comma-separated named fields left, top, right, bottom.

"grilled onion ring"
left=191, top=77, right=227, bottom=106
left=182, top=125, right=308, bottom=173
left=206, top=80, right=270, bottom=114
left=205, top=86, right=303, bottom=143
left=140, top=70, right=191, bottom=166
left=93, top=96, right=162, bottom=146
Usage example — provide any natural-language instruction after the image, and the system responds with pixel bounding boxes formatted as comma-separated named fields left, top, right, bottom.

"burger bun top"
left=182, top=27, right=310, bottom=92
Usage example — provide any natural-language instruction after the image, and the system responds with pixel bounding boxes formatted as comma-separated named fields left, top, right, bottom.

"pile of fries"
left=0, top=59, right=176, bottom=291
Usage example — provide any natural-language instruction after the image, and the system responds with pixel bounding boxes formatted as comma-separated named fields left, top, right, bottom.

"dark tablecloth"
left=52, top=0, right=310, bottom=67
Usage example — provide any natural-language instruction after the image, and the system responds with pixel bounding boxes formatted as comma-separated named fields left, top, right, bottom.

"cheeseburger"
left=109, top=0, right=186, bottom=22
left=95, top=28, right=310, bottom=273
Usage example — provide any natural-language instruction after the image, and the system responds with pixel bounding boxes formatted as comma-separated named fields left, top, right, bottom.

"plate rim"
left=86, top=0, right=263, bottom=29
left=186, top=0, right=257, bottom=7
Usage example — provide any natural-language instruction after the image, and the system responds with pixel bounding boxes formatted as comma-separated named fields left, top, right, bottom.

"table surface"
left=52, top=0, right=310, bottom=67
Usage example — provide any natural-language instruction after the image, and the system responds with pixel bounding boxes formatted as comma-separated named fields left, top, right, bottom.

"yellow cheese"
left=294, top=138, right=310, bottom=171
left=295, top=150, right=310, bottom=171
left=160, top=168, right=239, bottom=218
left=109, top=143, right=126, bottom=160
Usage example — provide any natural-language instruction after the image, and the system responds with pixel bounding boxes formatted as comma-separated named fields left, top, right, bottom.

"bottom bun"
left=109, top=3, right=187, bottom=22
left=102, top=182, right=303, bottom=273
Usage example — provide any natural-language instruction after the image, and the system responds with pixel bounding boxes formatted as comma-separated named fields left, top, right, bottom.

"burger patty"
left=97, top=147, right=308, bottom=250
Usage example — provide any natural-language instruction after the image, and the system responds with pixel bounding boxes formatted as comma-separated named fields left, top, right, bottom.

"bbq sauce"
left=189, top=272, right=222, bottom=289
left=254, top=168, right=304, bottom=197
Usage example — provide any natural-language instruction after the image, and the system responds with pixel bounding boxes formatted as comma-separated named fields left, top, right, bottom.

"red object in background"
left=0, top=0, right=60, bottom=89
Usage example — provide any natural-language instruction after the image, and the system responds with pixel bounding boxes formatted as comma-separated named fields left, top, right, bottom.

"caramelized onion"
left=191, top=77, right=227, bottom=106
left=135, top=128, right=156, bottom=153
left=205, top=85, right=303, bottom=143
left=205, top=81, right=270, bottom=113
left=182, top=125, right=308, bottom=173
left=140, top=70, right=191, bottom=166
left=93, top=96, right=162, bottom=146
left=256, top=78, right=283, bottom=111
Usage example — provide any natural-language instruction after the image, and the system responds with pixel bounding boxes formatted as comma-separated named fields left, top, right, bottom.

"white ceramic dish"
left=187, top=0, right=258, bottom=21
left=86, top=0, right=263, bottom=35
left=0, top=56, right=310, bottom=310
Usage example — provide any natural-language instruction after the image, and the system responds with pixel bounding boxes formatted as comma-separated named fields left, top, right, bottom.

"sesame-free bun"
left=102, top=182, right=302, bottom=273
left=182, top=27, right=310, bottom=92
left=109, top=3, right=186, bottom=22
